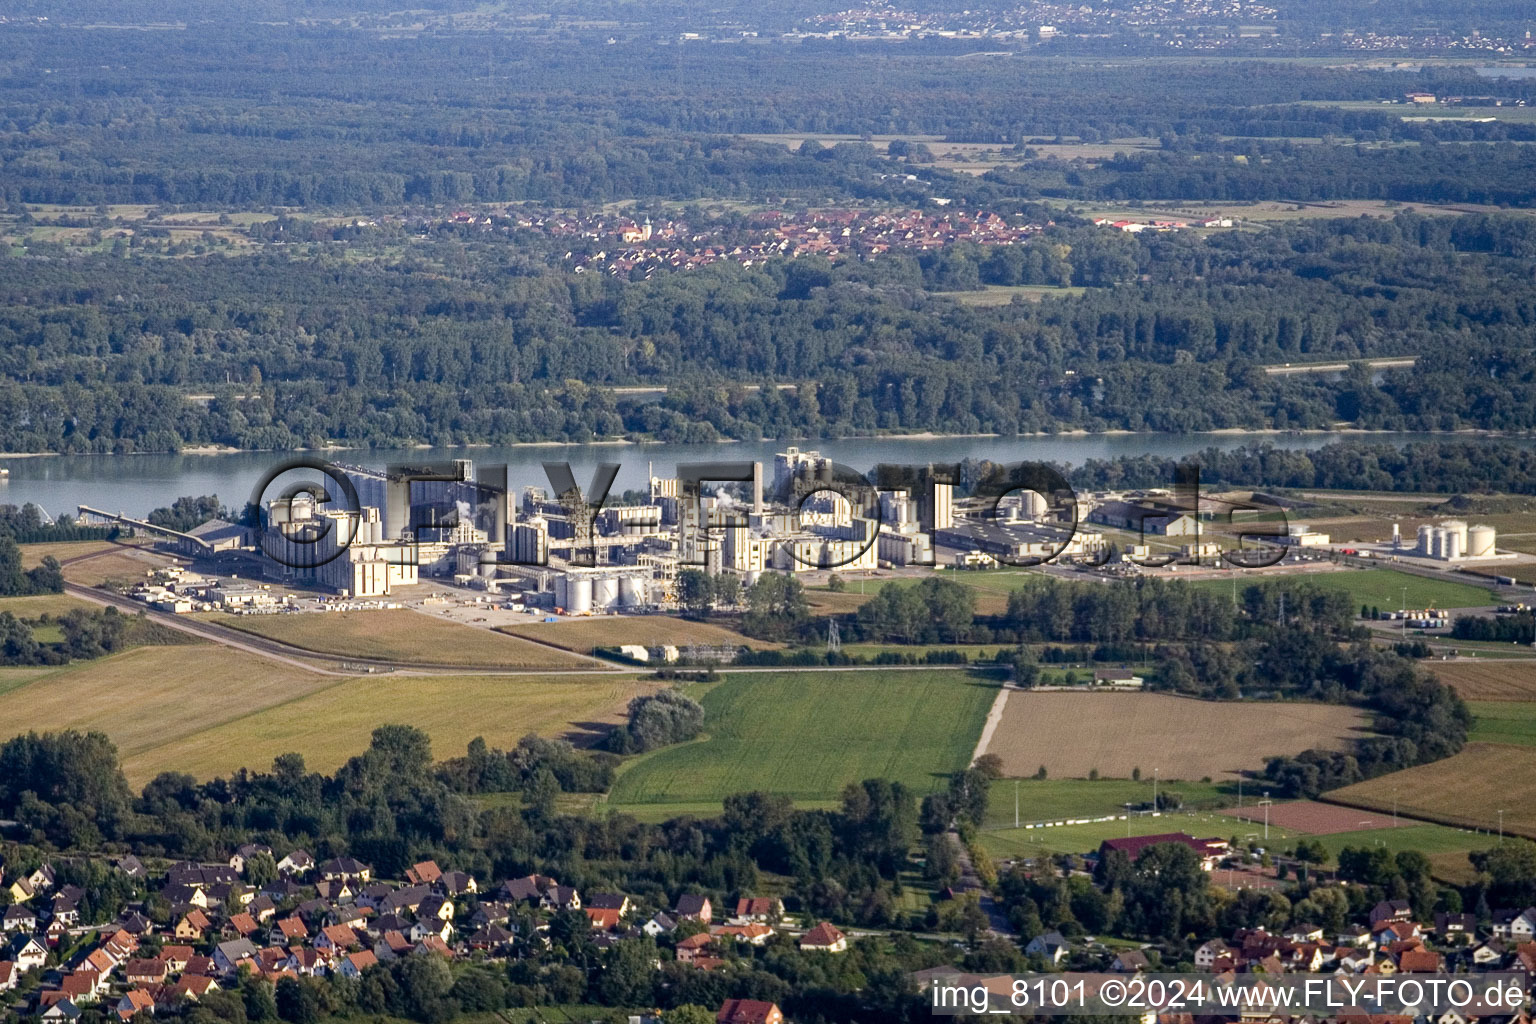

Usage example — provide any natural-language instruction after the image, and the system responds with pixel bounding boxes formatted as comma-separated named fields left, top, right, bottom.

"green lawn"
left=977, top=809, right=1282, bottom=860
left=983, top=777, right=1237, bottom=829
left=605, top=670, right=998, bottom=812
left=1468, top=701, right=1536, bottom=747
left=1190, top=568, right=1495, bottom=610
left=1299, top=823, right=1493, bottom=861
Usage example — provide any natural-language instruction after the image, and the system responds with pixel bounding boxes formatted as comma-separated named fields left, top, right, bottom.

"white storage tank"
left=1432, top=527, right=1448, bottom=559
left=618, top=576, right=643, bottom=608
left=1417, top=524, right=1435, bottom=556
left=567, top=577, right=593, bottom=614
left=1445, top=532, right=1462, bottom=560
left=1443, top=520, right=1469, bottom=552
left=593, top=576, right=619, bottom=612
left=1468, top=524, right=1497, bottom=558
left=1020, top=489, right=1049, bottom=517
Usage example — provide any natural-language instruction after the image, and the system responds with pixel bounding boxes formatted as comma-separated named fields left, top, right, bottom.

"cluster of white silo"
left=554, top=570, right=651, bottom=614
left=1416, top=519, right=1496, bottom=561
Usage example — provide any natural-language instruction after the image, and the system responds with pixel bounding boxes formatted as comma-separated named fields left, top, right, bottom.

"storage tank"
left=1443, top=520, right=1469, bottom=552
left=1468, top=524, right=1497, bottom=558
left=1020, top=489, right=1049, bottom=517
left=593, top=576, right=619, bottom=612
left=618, top=576, right=643, bottom=608
left=566, top=577, right=593, bottom=614
left=743, top=570, right=762, bottom=589
left=1431, top=527, right=1448, bottom=560
left=1417, top=524, right=1435, bottom=556
left=554, top=574, right=568, bottom=610
left=1445, top=532, right=1462, bottom=560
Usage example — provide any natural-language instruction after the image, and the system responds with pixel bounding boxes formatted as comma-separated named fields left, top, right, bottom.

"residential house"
left=171, top=975, right=219, bottom=1001
left=1111, top=950, right=1151, bottom=973
left=316, top=925, right=363, bottom=954
left=437, top=872, right=476, bottom=897
left=409, top=917, right=453, bottom=945
left=229, top=844, right=273, bottom=875
left=675, top=933, right=715, bottom=964
left=276, top=851, right=314, bottom=878
left=161, top=947, right=194, bottom=972
left=270, top=918, right=308, bottom=946
left=642, top=913, right=677, bottom=938
left=1195, top=939, right=1232, bottom=970
left=1435, top=912, right=1477, bottom=939
left=227, top=913, right=260, bottom=939
left=732, top=898, right=781, bottom=923
left=716, top=999, right=783, bottom=1024
left=1398, top=949, right=1443, bottom=973
left=799, top=922, right=847, bottom=953
left=113, top=856, right=146, bottom=879
left=1024, top=930, right=1070, bottom=965
left=542, top=885, right=580, bottom=911
left=175, top=909, right=212, bottom=941
left=318, top=858, right=372, bottom=883
left=40, top=997, right=81, bottom=1022
left=499, top=875, right=558, bottom=903
left=0, top=961, right=17, bottom=992
left=578, top=906, right=618, bottom=932
left=247, top=895, right=277, bottom=922
left=1492, top=908, right=1536, bottom=941
left=675, top=895, right=713, bottom=924
left=337, top=951, right=378, bottom=979
left=467, top=925, right=514, bottom=952
left=416, top=894, right=453, bottom=924
left=587, top=894, right=632, bottom=915
left=374, top=931, right=414, bottom=961
left=712, top=924, right=773, bottom=947
left=405, top=861, right=442, bottom=887
left=213, top=939, right=259, bottom=974
left=123, top=958, right=169, bottom=985
left=413, top=936, right=452, bottom=958
left=2, top=905, right=38, bottom=932
left=1370, top=900, right=1413, bottom=926
left=114, top=988, right=156, bottom=1022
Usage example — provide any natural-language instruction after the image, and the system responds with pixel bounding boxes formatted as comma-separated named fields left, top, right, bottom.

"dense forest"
left=4, top=211, right=1536, bottom=450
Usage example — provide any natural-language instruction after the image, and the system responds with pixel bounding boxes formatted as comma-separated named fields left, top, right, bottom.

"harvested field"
left=124, top=673, right=658, bottom=785
left=210, top=609, right=589, bottom=668
left=19, top=540, right=122, bottom=567
left=1430, top=660, right=1536, bottom=701
left=983, top=692, right=1369, bottom=781
left=1325, top=743, right=1536, bottom=840
left=499, top=615, right=778, bottom=653
left=1220, top=799, right=1395, bottom=834
left=0, top=645, right=337, bottom=773
left=61, top=547, right=177, bottom=586
left=0, top=594, right=97, bottom=618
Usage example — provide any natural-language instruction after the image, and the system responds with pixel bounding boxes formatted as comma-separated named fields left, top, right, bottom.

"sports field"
left=977, top=808, right=1282, bottom=860
left=983, top=692, right=1368, bottom=781
left=499, top=615, right=778, bottom=653
left=122, top=672, right=659, bottom=785
left=1190, top=567, right=1495, bottom=610
left=604, top=670, right=997, bottom=813
left=1468, top=701, right=1536, bottom=747
left=983, top=777, right=1234, bottom=829
left=1325, top=743, right=1536, bottom=840
left=1222, top=800, right=1393, bottom=834
left=1432, top=660, right=1536, bottom=701
left=209, top=609, right=589, bottom=667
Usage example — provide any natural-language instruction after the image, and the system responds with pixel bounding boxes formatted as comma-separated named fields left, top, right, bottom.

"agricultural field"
left=1193, top=567, right=1496, bottom=610
left=19, top=539, right=123, bottom=567
left=0, top=593, right=96, bottom=618
left=1325, top=743, right=1536, bottom=840
left=604, top=670, right=997, bottom=814
left=123, top=672, right=659, bottom=785
left=60, top=546, right=178, bottom=586
left=983, top=692, right=1369, bottom=781
left=499, top=614, right=777, bottom=653
left=1431, top=660, right=1536, bottom=700
left=984, top=777, right=1235, bottom=829
left=1468, top=701, right=1536, bottom=747
left=0, top=645, right=340, bottom=785
left=209, top=609, right=590, bottom=668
